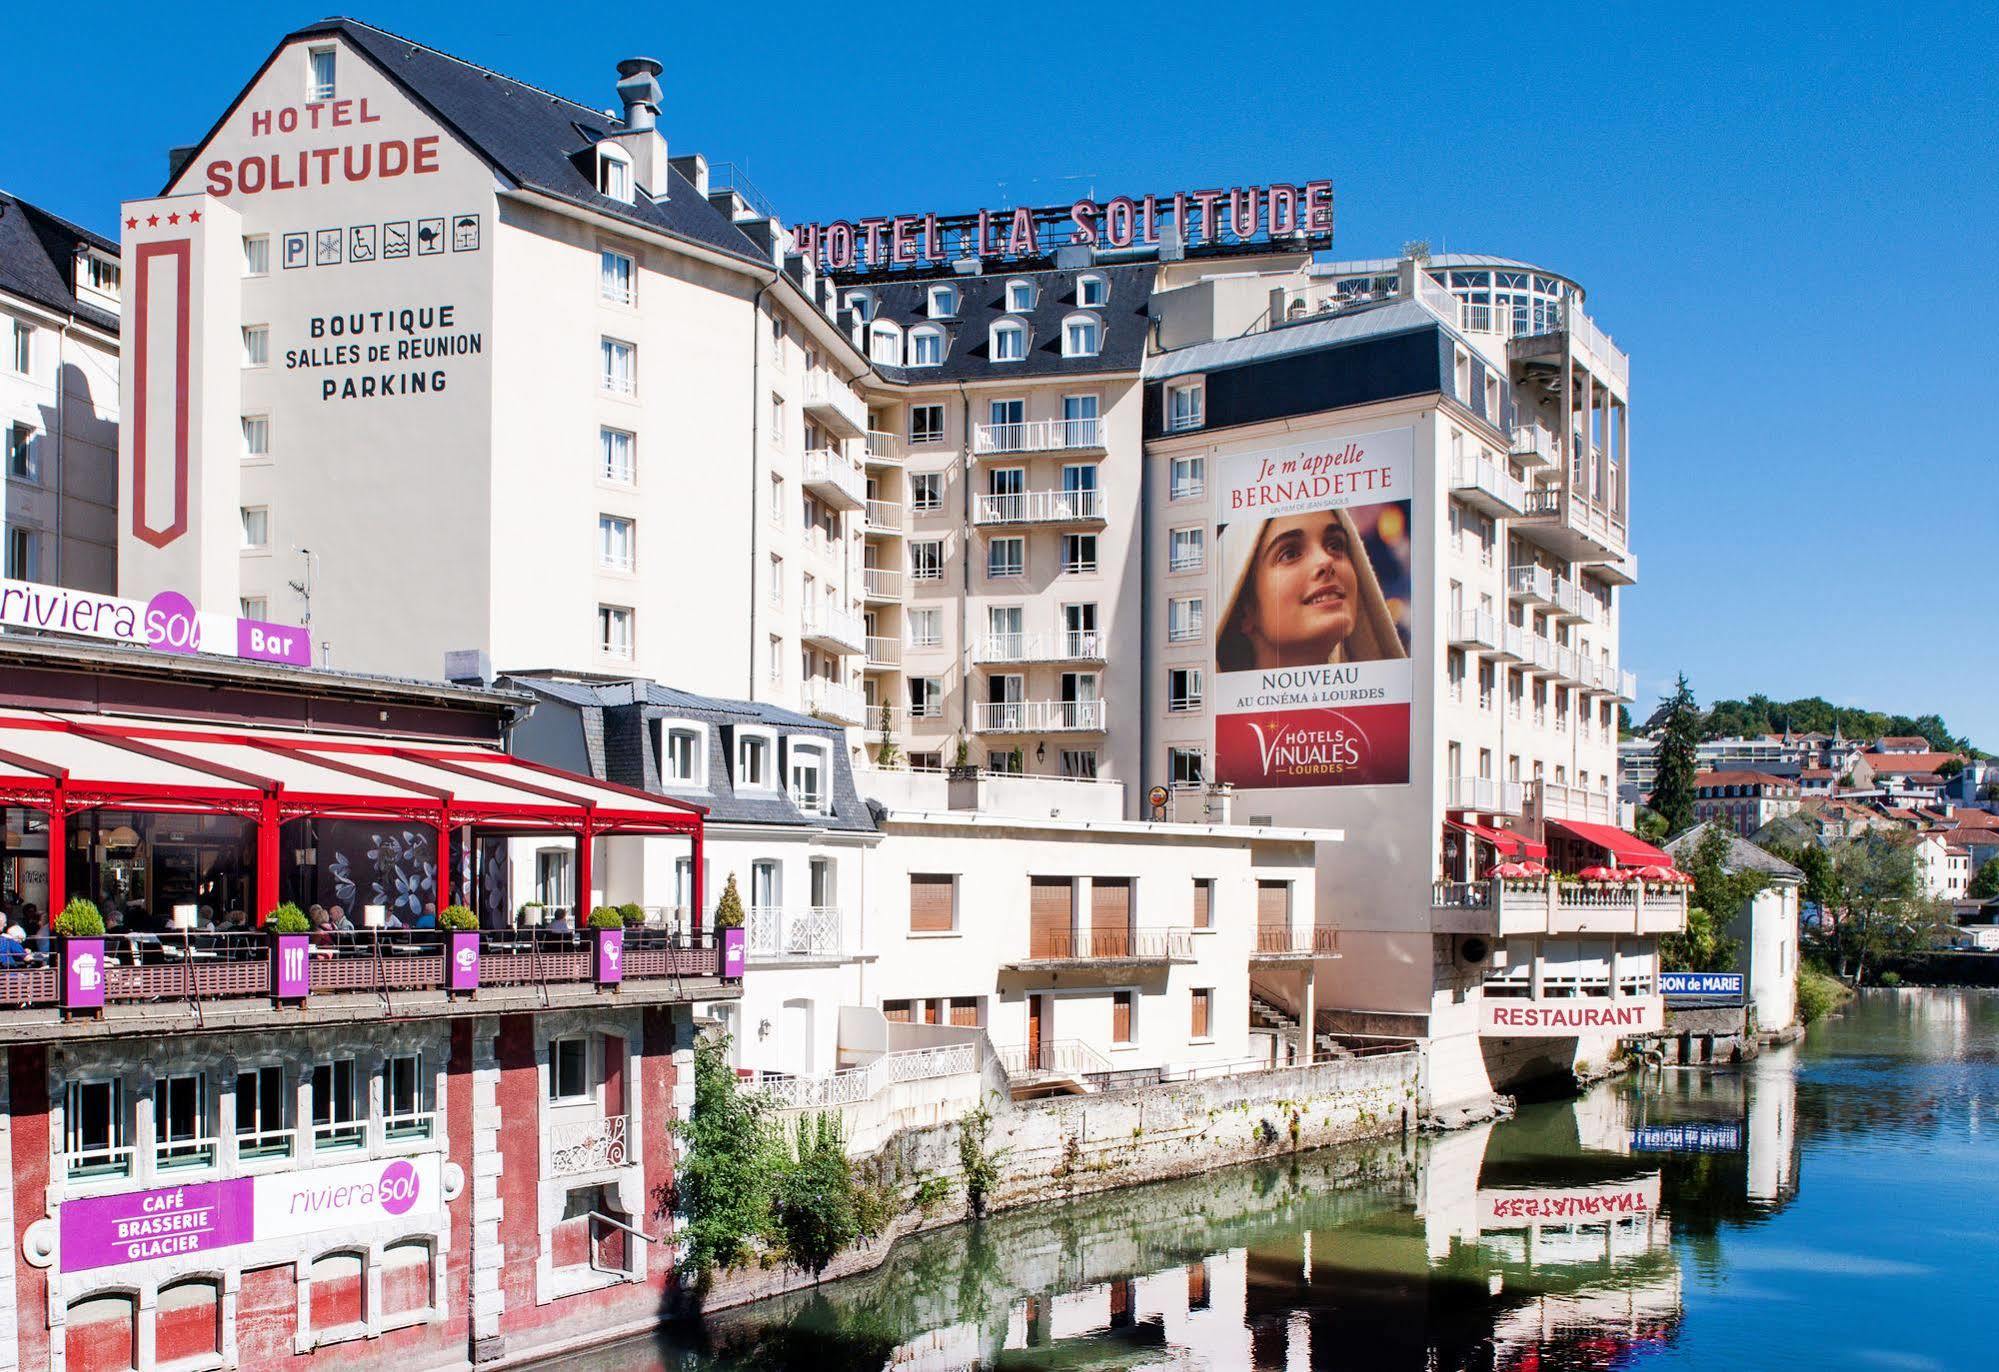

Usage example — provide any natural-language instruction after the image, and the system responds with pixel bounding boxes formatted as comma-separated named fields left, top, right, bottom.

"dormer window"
left=990, top=320, right=1027, bottom=363
left=1077, top=274, right=1108, bottom=308
left=1005, top=279, right=1035, bottom=313
left=736, top=729, right=775, bottom=789
left=910, top=326, right=944, bottom=367
left=1062, top=313, right=1101, bottom=359
left=788, top=741, right=828, bottom=814
left=927, top=284, right=958, bottom=318
left=75, top=251, right=122, bottom=306
left=597, top=145, right=634, bottom=203
left=308, top=46, right=337, bottom=101
left=868, top=323, right=903, bottom=366
left=1167, top=380, right=1205, bottom=432
left=653, top=720, right=706, bottom=788
left=844, top=290, right=875, bottom=324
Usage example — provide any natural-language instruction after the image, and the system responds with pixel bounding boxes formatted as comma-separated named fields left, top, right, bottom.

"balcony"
left=864, top=430, right=902, bottom=467
left=1514, top=482, right=1628, bottom=564
left=1505, top=299, right=1631, bottom=394
left=547, top=1113, right=631, bottom=1175
left=1616, top=669, right=1637, bottom=702
left=1446, top=775, right=1524, bottom=815
left=1498, top=622, right=1530, bottom=662
left=1249, top=927, right=1342, bottom=962
left=803, top=677, right=867, bottom=726
left=745, top=905, right=848, bottom=961
left=1512, top=423, right=1559, bottom=469
left=801, top=604, right=865, bottom=655
left=863, top=567, right=903, bottom=603
left=1431, top=879, right=1686, bottom=939
left=864, top=500, right=903, bottom=537
left=973, top=631, right=1106, bottom=665
left=1449, top=608, right=1502, bottom=653
left=972, top=699, right=1108, bottom=734
left=1002, top=926, right=1196, bottom=972
left=971, top=417, right=1104, bottom=457
left=972, top=488, right=1107, bottom=528
left=1449, top=454, right=1527, bottom=517
left=865, top=635, right=901, bottom=668
left=802, top=449, right=866, bottom=511
left=1527, top=779, right=1635, bottom=829
left=802, top=371, right=867, bottom=437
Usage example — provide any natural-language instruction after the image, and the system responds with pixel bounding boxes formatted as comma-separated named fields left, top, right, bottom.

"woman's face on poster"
left=1238, top=510, right=1360, bottom=667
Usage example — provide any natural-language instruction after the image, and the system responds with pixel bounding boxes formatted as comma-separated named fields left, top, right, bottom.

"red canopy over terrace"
left=1446, top=819, right=1549, bottom=862
left=1542, top=818, right=1672, bottom=869
left=0, top=711, right=705, bottom=922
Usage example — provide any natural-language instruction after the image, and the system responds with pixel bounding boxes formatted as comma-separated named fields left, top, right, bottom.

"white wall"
left=2, top=296, right=119, bottom=591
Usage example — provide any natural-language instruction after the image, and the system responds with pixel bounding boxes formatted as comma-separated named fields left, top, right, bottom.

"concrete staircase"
left=1249, top=993, right=1350, bottom=1060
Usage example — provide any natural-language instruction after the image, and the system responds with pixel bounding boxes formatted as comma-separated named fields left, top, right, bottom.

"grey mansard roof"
left=859, top=262, right=1156, bottom=383
left=0, top=190, right=119, bottom=334
left=1146, top=296, right=1446, bottom=382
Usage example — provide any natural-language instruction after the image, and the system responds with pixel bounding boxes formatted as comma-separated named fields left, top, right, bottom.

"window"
left=600, top=337, right=635, bottom=395
left=549, top=1038, right=590, bottom=1102
left=908, top=609, right=942, bottom=649
left=769, top=553, right=784, bottom=606
left=600, top=248, right=635, bottom=304
left=768, top=473, right=786, bottom=525
left=910, top=327, right=943, bottom=367
left=910, top=472, right=943, bottom=511
left=1078, top=273, right=1108, bottom=307
left=1061, top=533, right=1098, bottom=574
left=927, top=284, right=957, bottom=318
left=737, top=732, right=772, bottom=788
left=1169, top=526, right=1204, bottom=572
left=990, top=320, right=1026, bottom=362
left=309, top=45, right=337, bottom=99
left=843, top=290, right=875, bottom=323
left=987, top=536, right=1025, bottom=579
left=1006, top=279, right=1035, bottom=312
left=1062, top=313, right=1101, bottom=358
left=380, top=1238, right=435, bottom=1320
left=1167, top=381, right=1204, bottom=431
left=908, top=751, right=941, bottom=772
left=1169, top=746, right=1205, bottom=786
left=909, top=873, right=956, bottom=933
left=65, top=1080, right=128, bottom=1178
left=1192, top=878, right=1214, bottom=929
left=750, top=859, right=781, bottom=911
left=235, top=1065, right=290, bottom=1158
left=1168, top=668, right=1203, bottom=713
left=241, top=325, right=269, bottom=367
left=911, top=540, right=944, bottom=581
left=1169, top=455, right=1205, bottom=500
left=600, top=426, right=635, bottom=484
left=535, top=849, right=572, bottom=908
left=771, top=393, right=785, bottom=445
left=598, top=146, right=633, bottom=202
left=9, top=320, right=30, bottom=374
left=1168, top=596, right=1204, bottom=643
left=384, top=1055, right=433, bottom=1139
left=1062, top=393, right=1100, bottom=447
left=155, top=1073, right=212, bottom=1168
left=240, top=506, right=269, bottom=550
left=658, top=724, right=702, bottom=784
left=767, top=636, right=783, bottom=685
left=1111, top=990, right=1134, bottom=1045
left=241, top=415, right=270, bottom=462
left=7, top=422, right=35, bottom=479
left=239, top=596, right=268, bottom=620
left=987, top=747, right=1022, bottom=775
left=243, top=235, right=270, bottom=276
left=598, top=513, right=635, bottom=571
left=311, top=1059, right=363, bottom=1149
left=598, top=604, right=634, bottom=658
left=77, top=253, right=122, bottom=301
left=1191, top=988, right=1212, bottom=1039
left=789, top=743, right=827, bottom=814
left=1059, top=749, right=1098, bottom=779
left=3, top=527, right=32, bottom=580
left=869, top=323, right=902, bottom=365
left=309, top=1251, right=365, bottom=1334
left=910, top=404, right=945, bottom=444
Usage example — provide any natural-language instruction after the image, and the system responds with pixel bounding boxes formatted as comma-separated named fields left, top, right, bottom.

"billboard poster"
left=1213, top=426, right=1415, bottom=789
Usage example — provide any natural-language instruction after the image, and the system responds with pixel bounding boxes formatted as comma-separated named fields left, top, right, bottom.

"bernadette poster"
left=1213, top=425, right=1415, bottom=788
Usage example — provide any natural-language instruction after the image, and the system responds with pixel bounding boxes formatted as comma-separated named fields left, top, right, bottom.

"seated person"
left=0, top=925, right=28, bottom=967
left=410, top=903, right=439, bottom=930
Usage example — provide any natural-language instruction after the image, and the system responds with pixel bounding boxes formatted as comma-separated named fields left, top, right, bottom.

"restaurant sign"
left=1477, top=1175, right=1660, bottom=1229
left=60, top=1154, right=441, bottom=1272
left=0, top=578, right=309, bottom=666
left=1480, top=995, right=1663, bottom=1037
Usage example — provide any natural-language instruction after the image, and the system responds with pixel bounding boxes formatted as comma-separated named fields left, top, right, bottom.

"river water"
left=588, top=990, right=1999, bottom=1370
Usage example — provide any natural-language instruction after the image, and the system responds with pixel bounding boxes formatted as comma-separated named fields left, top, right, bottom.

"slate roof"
left=1664, top=822, right=1804, bottom=881
left=1694, top=770, right=1796, bottom=790
left=506, top=675, right=876, bottom=833
left=211, top=18, right=770, bottom=268
left=1145, top=295, right=1444, bottom=382
left=0, top=190, right=119, bottom=334
left=856, top=262, right=1155, bottom=384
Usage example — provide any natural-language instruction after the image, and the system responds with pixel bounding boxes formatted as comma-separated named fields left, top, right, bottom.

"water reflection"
left=573, top=991, right=1999, bottom=1371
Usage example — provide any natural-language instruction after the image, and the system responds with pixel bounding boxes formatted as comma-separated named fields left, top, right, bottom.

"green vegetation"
left=1805, top=833, right=1952, bottom=983
left=1969, top=858, right=1999, bottom=901
left=1795, top=965, right=1850, bottom=1024
left=712, top=872, right=745, bottom=929
left=956, top=1103, right=1004, bottom=1219
left=264, top=903, right=309, bottom=934
left=585, top=906, right=625, bottom=930
left=616, top=901, right=646, bottom=927
left=1699, top=693, right=1974, bottom=755
left=875, top=700, right=901, bottom=769
left=1661, top=825, right=1757, bottom=973
left=54, top=898, right=104, bottom=937
left=1650, top=674, right=1703, bottom=835
left=438, top=904, right=479, bottom=930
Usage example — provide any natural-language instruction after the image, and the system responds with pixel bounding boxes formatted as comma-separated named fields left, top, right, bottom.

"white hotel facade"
left=110, top=17, right=1678, bottom=1107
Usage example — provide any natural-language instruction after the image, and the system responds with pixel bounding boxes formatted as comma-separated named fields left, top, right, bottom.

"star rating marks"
left=124, top=207, right=206, bottom=234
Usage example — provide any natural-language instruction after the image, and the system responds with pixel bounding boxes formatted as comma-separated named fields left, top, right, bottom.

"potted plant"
left=617, top=901, right=648, bottom=928
left=265, top=902, right=312, bottom=1000
left=713, top=873, right=746, bottom=979
left=587, top=906, right=626, bottom=985
left=54, top=897, right=107, bottom=1011
left=875, top=700, right=902, bottom=769
left=947, top=735, right=977, bottom=781
left=517, top=900, right=545, bottom=928
left=439, top=904, right=481, bottom=993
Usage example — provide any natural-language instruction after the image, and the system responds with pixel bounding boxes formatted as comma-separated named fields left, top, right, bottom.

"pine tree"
left=1651, top=673, right=1702, bottom=836
left=875, top=700, right=901, bottom=768
left=712, top=872, right=745, bottom=929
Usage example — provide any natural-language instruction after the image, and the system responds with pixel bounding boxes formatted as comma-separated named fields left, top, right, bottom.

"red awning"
left=1544, top=818, right=1672, bottom=867
left=1447, top=819, right=1546, bottom=860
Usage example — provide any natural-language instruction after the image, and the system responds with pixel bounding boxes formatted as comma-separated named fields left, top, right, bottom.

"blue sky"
left=5, top=2, right=1995, bottom=741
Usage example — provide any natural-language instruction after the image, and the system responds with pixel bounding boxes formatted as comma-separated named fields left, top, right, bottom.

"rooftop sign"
left=0, top=578, right=310, bottom=666
left=796, top=180, right=1334, bottom=274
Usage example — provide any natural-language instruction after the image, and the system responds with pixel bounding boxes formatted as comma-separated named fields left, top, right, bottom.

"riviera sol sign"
left=59, top=1154, right=441, bottom=1273
left=0, top=578, right=310, bottom=666
left=1480, top=995, right=1663, bottom=1037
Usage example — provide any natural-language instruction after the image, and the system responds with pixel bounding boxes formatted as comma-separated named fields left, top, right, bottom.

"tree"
left=1633, top=806, right=1670, bottom=843
left=1617, top=704, right=1635, bottom=739
left=1660, top=825, right=1757, bottom=972
left=1937, top=758, right=1966, bottom=780
left=773, top=1113, right=862, bottom=1276
left=1651, top=674, right=1702, bottom=836
left=712, top=872, right=745, bottom=929
left=674, top=1035, right=783, bottom=1276
left=1810, top=833, right=1950, bottom=984
left=1970, top=857, right=1999, bottom=901
left=875, top=700, right=901, bottom=769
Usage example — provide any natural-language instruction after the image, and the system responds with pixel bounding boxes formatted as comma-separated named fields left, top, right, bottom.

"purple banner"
left=593, top=927, right=624, bottom=985
left=447, top=930, right=481, bottom=991
left=722, top=926, right=745, bottom=979
left=236, top=616, right=312, bottom=666
left=61, top=937, right=107, bottom=1010
left=62, top=1177, right=253, bottom=1271
left=272, top=933, right=311, bottom=999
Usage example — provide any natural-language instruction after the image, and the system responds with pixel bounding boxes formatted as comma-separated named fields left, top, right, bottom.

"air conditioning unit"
left=1455, top=935, right=1492, bottom=969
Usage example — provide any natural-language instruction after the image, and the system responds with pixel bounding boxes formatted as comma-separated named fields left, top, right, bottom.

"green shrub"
left=774, top=1114, right=861, bottom=1276
left=586, top=906, right=625, bottom=931
left=265, top=903, right=310, bottom=934
left=712, top=873, right=745, bottom=930
left=674, top=1035, right=783, bottom=1276
left=1796, top=966, right=1849, bottom=1025
left=617, top=901, right=647, bottom=927
left=438, top=904, right=478, bottom=931
left=1878, top=969, right=1902, bottom=988
left=54, top=898, right=104, bottom=937
left=957, top=1104, right=1004, bottom=1218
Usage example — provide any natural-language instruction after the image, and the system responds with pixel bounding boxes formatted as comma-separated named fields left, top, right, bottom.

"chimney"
left=606, top=58, right=669, bottom=199
left=667, top=152, right=708, bottom=197
left=615, top=57, right=663, bottom=131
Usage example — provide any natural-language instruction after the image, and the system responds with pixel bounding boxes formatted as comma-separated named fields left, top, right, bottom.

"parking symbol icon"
left=416, top=217, right=445, bottom=256
left=382, top=221, right=411, bottom=259
left=349, top=224, right=377, bottom=262
left=282, top=232, right=310, bottom=270
left=314, top=229, right=343, bottom=266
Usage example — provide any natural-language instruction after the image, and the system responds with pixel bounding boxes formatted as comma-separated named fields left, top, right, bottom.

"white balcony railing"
left=1446, top=776, right=1524, bottom=814
left=802, top=604, right=865, bottom=653
left=761, top=1042, right=978, bottom=1112
left=1512, top=423, right=1559, bottom=467
left=972, top=699, right=1109, bottom=734
left=864, top=500, right=902, bottom=534
left=802, top=448, right=867, bottom=510
left=548, top=1113, right=630, bottom=1175
left=865, top=635, right=900, bottom=667
left=973, top=631, right=1105, bottom=664
left=1508, top=564, right=1555, bottom=604
left=1617, top=669, right=1638, bottom=702
left=1450, top=608, right=1501, bottom=652
left=802, top=371, right=868, bottom=435
left=971, top=417, right=1103, bottom=456
left=804, top=678, right=866, bottom=725
left=972, top=488, right=1106, bottom=525
left=864, top=430, right=902, bottom=465
left=1449, top=454, right=1527, bottom=515
left=863, top=567, right=902, bottom=601
left=745, top=905, right=847, bottom=960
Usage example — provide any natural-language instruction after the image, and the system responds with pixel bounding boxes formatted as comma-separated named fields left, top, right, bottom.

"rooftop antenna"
left=288, top=548, right=326, bottom=666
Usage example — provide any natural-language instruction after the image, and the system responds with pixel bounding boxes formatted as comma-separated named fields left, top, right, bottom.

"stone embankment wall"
left=698, top=1051, right=1418, bottom=1312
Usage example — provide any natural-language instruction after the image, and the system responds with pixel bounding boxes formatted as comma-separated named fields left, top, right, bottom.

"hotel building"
left=107, top=17, right=1681, bottom=1113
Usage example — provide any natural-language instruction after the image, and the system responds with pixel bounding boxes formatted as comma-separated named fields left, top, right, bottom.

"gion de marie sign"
left=0, top=578, right=309, bottom=666
left=795, top=180, right=1334, bottom=273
